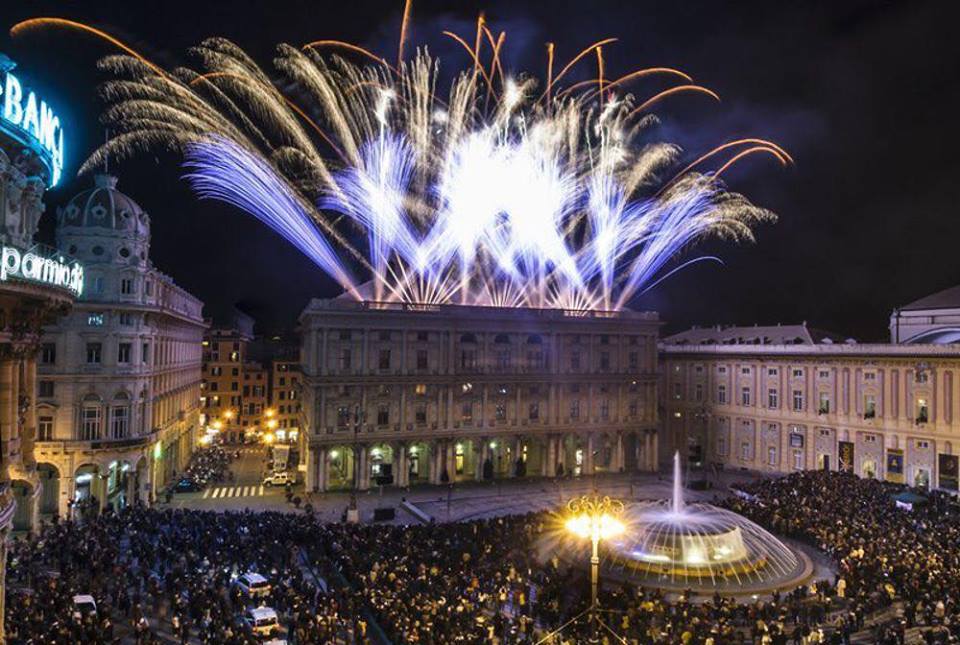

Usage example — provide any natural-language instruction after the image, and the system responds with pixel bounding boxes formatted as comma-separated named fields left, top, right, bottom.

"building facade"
left=239, top=360, right=267, bottom=435
left=36, top=174, right=206, bottom=518
left=1, top=53, right=76, bottom=640
left=298, top=299, right=661, bottom=492
left=200, top=314, right=254, bottom=443
left=661, top=323, right=960, bottom=491
left=268, top=355, right=301, bottom=445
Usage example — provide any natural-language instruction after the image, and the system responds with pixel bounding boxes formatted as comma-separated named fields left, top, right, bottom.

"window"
left=718, top=366, right=727, bottom=374
left=81, top=398, right=102, bottom=440
left=767, top=388, right=779, bottom=409
left=628, top=400, right=638, bottom=418
left=416, top=331, right=428, bottom=342
left=120, top=278, right=134, bottom=295
left=416, top=349, right=428, bottom=370
left=916, top=371, right=929, bottom=384
left=377, top=405, right=390, bottom=426
left=118, top=342, right=132, bottom=364
left=339, top=348, right=352, bottom=370
left=599, top=351, right=610, bottom=370
left=792, top=390, right=804, bottom=411
left=673, top=382, right=682, bottom=400
left=818, top=392, right=830, bottom=414
left=570, top=400, right=580, bottom=419
left=717, top=436, right=727, bottom=456
left=336, top=406, right=350, bottom=428
left=378, top=330, right=391, bottom=341
left=415, top=383, right=427, bottom=396
left=496, top=350, right=511, bottom=369
left=599, top=334, right=609, bottom=345
left=119, top=312, right=133, bottom=326
left=793, top=450, right=804, bottom=470
left=461, top=382, right=473, bottom=394
left=695, top=384, right=703, bottom=402
left=87, top=313, right=104, bottom=326
left=38, top=380, right=54, bottom=397
left=40, top=343, right=56, bottom=365
left=86, top=342, right=102, bottom=364
left=570, top=350, right=581, bottom=370
left=767, top=368, right=778, bottom=376
left=917, top=398, right=929, bottom=423
left=111, top=406, right=129, bottom=439
left=495, top=403, right=506, bottom=420
left=864, top=395, right=876, bottom=419
left=461, top=402, right=473, bottom=421
left=792, top=368, right=804, bottom=378
left=818, top=370, right=830, bottom=379
left=339, top=330, right=352, bottom=341
left=415, top=404, right=427, bottom=424
left=144, top=280, right=153, bottom=296
left=741, top=367, right=751, bottom=375
left=529, top=402, right=539, bottom=420
left=142, top=343, right=150, bottom=364
left=231, top=382, right=238, bottom=391
left=767, top=446, right=777, bottom=466
left=864, top=371, right=876, bottom=381
left=600, top=399, right=610, bottom=420
left=377, top=384, right=391, bottom=397
left=628, top=352, right=639, bottom=370
left=741, top=387, right=752, bottom=406
left=461, top=349, right=477, bottom=369
left=717, top=385, right=727, bottom=404
left=740, top=441, right=752, bottom=461
left=38, top=416, right=54, bottom=441
left=378, top=349, right=391, bottom=370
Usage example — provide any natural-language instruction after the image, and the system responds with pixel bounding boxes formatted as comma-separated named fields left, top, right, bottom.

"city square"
left=1, top=0, right=958, bottom=643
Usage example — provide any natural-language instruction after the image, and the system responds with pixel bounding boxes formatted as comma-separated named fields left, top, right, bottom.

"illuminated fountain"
left=607, top=452, right=806, bottom=590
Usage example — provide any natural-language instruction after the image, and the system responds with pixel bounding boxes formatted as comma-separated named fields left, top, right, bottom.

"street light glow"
left=565, top=512, right=625, bottom=541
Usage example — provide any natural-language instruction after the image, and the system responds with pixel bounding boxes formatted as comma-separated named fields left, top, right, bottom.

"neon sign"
left=1, top=245, right=83, bottom=296
left=1, top=60, right=65, bottom=187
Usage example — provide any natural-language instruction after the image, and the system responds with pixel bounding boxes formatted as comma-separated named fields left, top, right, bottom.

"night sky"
left=2, top=0, right=957, bottom=340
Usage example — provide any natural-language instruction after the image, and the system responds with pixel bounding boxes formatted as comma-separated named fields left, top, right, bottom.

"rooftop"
left=900, top=285, right=960, bottom=312
left=662, top=322, right=851, bottom=346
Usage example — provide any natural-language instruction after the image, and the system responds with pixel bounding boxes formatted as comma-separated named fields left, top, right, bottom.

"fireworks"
left=13, top=9, right=790, bottom=312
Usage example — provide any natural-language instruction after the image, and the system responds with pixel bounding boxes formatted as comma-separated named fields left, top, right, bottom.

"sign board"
left=939, top=453, right=959, bottom=491
left=886, top=449, right=904, bottom=484
left=1, top=61, right=65, bottom=186
left=839, top=441, right=855, bottom=473
left=1, top=245, right=83, bottom=295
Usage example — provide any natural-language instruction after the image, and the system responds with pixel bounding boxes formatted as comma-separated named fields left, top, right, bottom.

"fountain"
left=605, top=452, right=809, bottom=592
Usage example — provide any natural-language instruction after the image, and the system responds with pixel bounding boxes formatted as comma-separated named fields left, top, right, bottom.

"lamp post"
left=565, top=495, right=625, bottom=637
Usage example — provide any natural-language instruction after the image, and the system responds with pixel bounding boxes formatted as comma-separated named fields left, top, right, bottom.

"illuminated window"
left=415, top=383, right=427, bottom=396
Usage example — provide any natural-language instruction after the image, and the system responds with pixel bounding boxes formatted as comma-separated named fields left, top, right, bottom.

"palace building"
left=36, top=173, right=206, bottom=518
left=298, top=297, right=661, bottom=492
left=661, top=311, right=960, bottom=492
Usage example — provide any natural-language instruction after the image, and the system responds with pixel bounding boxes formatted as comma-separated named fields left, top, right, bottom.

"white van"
left=234, top=572, right=271, bottom=599
left=262, top=471, right=295, bottom=487
left=72, top=595, right=97, bottom=620
left=242, top=606, right=279, bottom=637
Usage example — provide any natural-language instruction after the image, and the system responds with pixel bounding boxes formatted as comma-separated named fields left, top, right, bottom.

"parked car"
left=174, top=478, right=202, bottom=493
left=234, top=572, right=271, bottom=599
left=72, top=595, right=97, bottom=621
left=262, top=472, right=295, bottom=487
left=242, top=606, right=279, bottom=637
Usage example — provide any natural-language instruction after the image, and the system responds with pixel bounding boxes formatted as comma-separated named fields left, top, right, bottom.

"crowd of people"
left=5, top=469, right=960, bottom=643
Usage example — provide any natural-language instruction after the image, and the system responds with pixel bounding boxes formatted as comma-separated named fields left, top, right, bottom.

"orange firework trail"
left=540, top=37, right=618, bottom=102
left=10, top=17, right=169, bottom=78
left=715, top=146, right=788, bottom=177
left=302, top=40, right=391, bottom=68
left=596, top=46, right=605, bottom=108
left=627, top=85, right=720, bottom=117
left=397, top=0, right=413, bottom=66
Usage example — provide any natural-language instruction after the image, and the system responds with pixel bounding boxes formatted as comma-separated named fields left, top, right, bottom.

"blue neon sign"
left=0, top=59, right=65, bottom=187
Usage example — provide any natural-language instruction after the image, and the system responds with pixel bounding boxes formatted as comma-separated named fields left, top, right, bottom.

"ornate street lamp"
left=564, top=495, right=625, bottom=627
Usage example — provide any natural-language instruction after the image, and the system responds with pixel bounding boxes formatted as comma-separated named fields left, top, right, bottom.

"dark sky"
left=3, top=0, right=958, bottom=340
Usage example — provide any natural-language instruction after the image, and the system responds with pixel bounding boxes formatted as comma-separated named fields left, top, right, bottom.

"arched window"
left=111, top=392, right=131, bottom=439
left=494, top=334, right=510, bottom=344
left=80, top=394, right=102, bottom=441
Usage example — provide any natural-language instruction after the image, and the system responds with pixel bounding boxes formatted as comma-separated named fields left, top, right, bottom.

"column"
left=306, top=448, right=317, bottom=491
left=393, top=444, right=405, bottom=487
left=584, top=433, right=595, bottom=475
left=544, top=435, right=556, bottom=477
left=319, top=448, right=329, bottom=492
left=651, top=431, right=659, bottom=472
left=614, top=432, right=624, bottom=472
left=513, top=436, right=523, bottom=477
left=476, top=439, right=489, bottom=481
left=357, top=445, right=369, bottom=491
left=446, top=442, right=457, bottom=482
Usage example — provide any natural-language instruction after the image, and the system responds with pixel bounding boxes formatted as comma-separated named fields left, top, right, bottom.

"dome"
left=55, top=174, right=151, bottom=266
left=57, top=174, right=150, bottom=238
